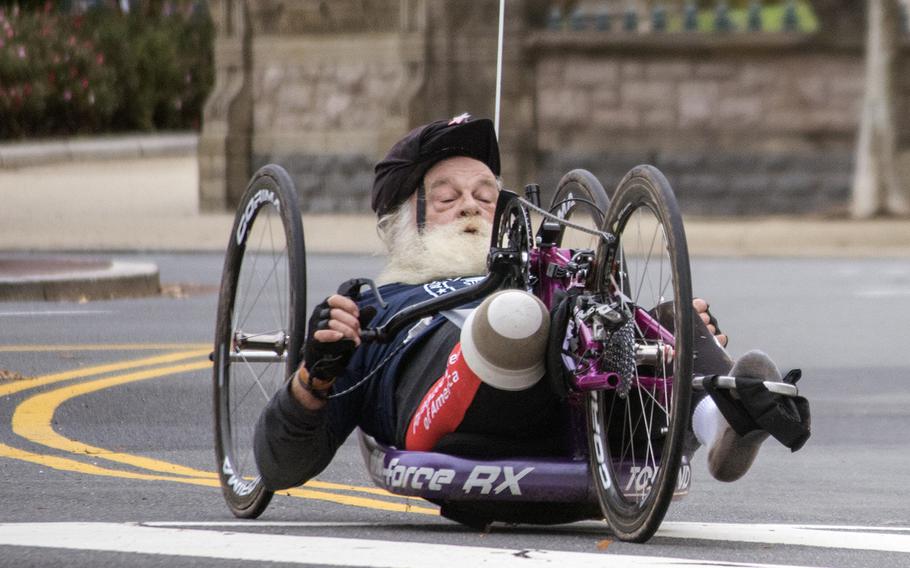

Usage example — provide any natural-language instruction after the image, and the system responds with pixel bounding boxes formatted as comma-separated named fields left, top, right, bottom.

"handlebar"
left=357, top=189, right=529, bottom=343
left=359, top=263, right=507, bottom=343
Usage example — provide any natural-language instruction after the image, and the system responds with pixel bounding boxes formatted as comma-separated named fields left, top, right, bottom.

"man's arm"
left=253, top=377, right=340, bottom=489
left=252, top=294, right=364, bottom=490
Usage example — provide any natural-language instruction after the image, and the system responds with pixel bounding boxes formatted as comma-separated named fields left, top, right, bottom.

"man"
left=253, top=113, right=808, bottom=493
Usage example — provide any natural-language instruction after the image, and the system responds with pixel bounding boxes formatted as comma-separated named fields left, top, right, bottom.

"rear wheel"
left=545, top=169, right=610, bottom=248
left=213, top=165, right=306, bottom=518
left=586, top=165, right=693, bottom=542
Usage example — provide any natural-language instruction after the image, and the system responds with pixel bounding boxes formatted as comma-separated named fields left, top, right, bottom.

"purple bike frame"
left=359, top=432, right=691, bottom=503
left=358, top=243, right=692, bottom=508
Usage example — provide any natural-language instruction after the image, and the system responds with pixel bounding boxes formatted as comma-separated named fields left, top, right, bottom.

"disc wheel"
left=546, top=169, right=610, bottom=247
left=213, top=164, right=306, bottom=518
left=586, top=165, right=693, bottom=542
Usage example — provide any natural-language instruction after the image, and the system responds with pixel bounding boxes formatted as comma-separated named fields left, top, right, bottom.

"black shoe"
left=707, top=350, right=779, bottom=482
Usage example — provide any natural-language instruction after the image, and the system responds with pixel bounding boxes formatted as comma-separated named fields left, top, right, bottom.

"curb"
left=0, top=133, right=198, bottom=168
left=0, top=257, right=161, bottom=302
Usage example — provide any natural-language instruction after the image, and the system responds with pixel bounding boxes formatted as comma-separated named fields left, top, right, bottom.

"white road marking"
left=0, top=310, right=112, bottom=317
left=779, top=524, right=910, bottom=532
left=144, top=520, right=910, bottom=553
left=854, top=288, right=910, bottom=298
left=657, top=522, right=910, bottom=553
left=0, top=522, right=822, bottom=568
left=144, top=521, right=400, bottom=528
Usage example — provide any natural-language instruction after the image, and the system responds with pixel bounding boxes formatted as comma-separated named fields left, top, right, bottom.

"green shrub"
left=0, top=2, right=213, bottom=139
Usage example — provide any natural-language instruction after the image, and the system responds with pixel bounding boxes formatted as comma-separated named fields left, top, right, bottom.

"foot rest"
left=693, top=374, right=799, bottom=397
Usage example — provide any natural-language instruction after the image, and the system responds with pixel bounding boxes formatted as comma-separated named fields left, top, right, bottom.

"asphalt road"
left=1, top=252, right=909, bottom=568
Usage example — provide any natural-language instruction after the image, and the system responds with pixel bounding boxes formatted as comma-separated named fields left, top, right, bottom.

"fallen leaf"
left=0, top=369, right=30, bottom=381
left=597, top=538, right=612, bottom=550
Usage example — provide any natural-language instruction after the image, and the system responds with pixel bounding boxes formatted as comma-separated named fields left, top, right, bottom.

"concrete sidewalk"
left=1, top=135, right=910, bottom=258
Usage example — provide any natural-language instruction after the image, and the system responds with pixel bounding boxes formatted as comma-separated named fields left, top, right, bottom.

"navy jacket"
left=253, top=277, right=483, bottom=490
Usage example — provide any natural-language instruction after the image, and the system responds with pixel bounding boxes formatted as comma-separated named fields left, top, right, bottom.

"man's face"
left=413, top=156, right=498, bottom=231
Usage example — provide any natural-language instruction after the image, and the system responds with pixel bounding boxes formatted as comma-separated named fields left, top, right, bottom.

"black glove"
left=703, top=370, right=811, bottom=452
left=302, top=279, right=377, bottom=380
left=704, top=305, right=723, bottom=339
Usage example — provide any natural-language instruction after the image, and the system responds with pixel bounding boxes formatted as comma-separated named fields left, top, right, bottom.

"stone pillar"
left=199, top=0, right=253, bottom=212
left=499, top=0, right=543, bottom=190
left=245, top=0, right=427, bottom=213
left=198, top=0, right=537, bottom=212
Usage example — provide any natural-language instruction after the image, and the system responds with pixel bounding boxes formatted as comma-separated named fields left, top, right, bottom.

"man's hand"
left=693, top=298, right=728, bottom=348
left=292, top=294, right=371, bottom=410
left=310, top=294, right=364, bottom=346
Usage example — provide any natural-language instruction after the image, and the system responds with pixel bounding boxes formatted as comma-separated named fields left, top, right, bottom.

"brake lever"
left=338, top=277, right=387, bottom=308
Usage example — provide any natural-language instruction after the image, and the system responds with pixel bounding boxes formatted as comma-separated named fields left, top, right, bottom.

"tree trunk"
left=852, top=0, right=910, bottom=218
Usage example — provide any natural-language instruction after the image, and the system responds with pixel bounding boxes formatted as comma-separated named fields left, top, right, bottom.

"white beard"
left=377, top=214, right=492, bottom=285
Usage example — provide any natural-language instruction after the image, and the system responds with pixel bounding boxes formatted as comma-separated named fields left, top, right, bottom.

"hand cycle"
left=211, top=164, right=800, bottom=542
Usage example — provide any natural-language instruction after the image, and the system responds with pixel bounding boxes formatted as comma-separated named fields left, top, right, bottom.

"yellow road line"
left=13, top=360, right=216, bottom=478
left=0, top=442, right=436, bottom=515
left=0, top=343, right=211, bottom=353
left=0, top=349, right=210, bottom=397
left=284, top=486, right=437, bottom=514
left=306, top=480, right=400, bottom=498
left=12, top=360, right=397, bottom=494
left=7, top=355, right=436, bottom=515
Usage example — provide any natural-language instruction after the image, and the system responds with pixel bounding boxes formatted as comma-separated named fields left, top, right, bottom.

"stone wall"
left=199, top=1, right=910, bottom=216
left=198, top=0, right=252, bottom=211
left=248, top=1, right=426, bottom=212
left=249, top=33, right=422, bottom=212
left=200, top=0, right=428, bottom=213
left=529, top=34, right=875, bottom=215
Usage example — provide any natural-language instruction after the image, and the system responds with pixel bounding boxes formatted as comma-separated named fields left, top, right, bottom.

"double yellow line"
left=1, top=347, right=436, bottom=515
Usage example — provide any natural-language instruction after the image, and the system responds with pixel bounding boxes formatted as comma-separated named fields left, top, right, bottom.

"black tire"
left=545, top=169, right=610, bottom=247
left=213, top=164, right=307, bottom=518
left=586, top=165, right=693, bottom=542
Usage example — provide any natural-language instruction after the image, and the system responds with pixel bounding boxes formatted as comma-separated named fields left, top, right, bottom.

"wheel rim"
left=598, top=200, right=680, bottom=516
left=220, top=201, right=293, bottom=500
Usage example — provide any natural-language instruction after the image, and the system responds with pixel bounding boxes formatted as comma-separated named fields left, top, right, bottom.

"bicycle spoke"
left=237, top=247, right=286, bottom=334
left=235, top=216, right=270, bottom=332
left=234, top=358, right=276, bottom=411
left=638, top=380, right=670, bottom=416
left=639, top=383, right=658, bottom=475
left=608, top=209, right=675, bottom=504
left=265, top=213, right=287, bottom=334
left=227, top=215, right=288, bottom=480
left=634, top=215, right=660, bottom=307
left=235, top=210, right=285, bottom=334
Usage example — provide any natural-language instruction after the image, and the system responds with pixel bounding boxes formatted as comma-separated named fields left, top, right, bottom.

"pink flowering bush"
left=0, top=2, right=213, bottom=139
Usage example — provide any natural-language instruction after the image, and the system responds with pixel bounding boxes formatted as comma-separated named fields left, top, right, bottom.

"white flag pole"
left=494, top=0, right=505, bottom=139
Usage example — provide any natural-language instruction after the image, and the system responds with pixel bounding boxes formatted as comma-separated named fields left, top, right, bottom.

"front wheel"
left=587, top=165, right=693, bottom=542
left=212, top=165, right=307, bottom=518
